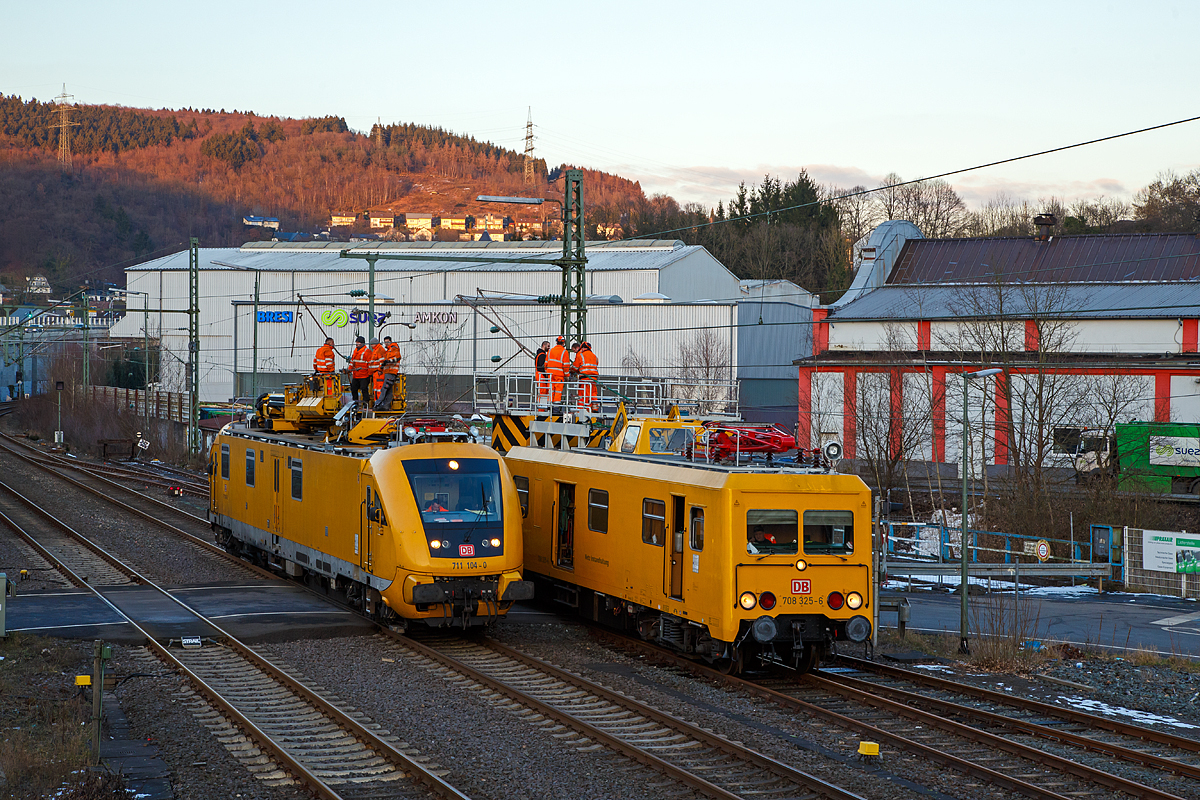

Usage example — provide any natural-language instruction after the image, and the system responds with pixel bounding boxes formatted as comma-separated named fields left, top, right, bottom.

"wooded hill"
left=0, top=96, right=651, bottom=291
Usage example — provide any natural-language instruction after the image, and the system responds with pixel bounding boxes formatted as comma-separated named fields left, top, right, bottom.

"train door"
left=271, top=452, right=283, bottom=541
left=556, top=482, right=575, bottom=569
left=668, top=495, right=685, bottom=599
left=361, top=481, right=378, bottom=572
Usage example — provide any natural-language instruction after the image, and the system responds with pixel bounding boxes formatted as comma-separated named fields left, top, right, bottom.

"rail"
left=473, top=371, right=739, bottom=418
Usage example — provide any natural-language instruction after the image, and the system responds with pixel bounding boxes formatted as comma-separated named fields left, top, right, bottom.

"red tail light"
left=759, top=592, right=776, bottom=610
left=828, top=591, right=845, bottom=610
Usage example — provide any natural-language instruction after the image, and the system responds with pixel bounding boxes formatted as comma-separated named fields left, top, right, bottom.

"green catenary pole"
left=188, top=238, right=200, bottom=455
left=558, top=169, right=587, bottom=343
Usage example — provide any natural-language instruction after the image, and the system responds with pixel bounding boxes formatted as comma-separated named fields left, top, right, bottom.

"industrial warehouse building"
left=797, top=221, right=1200, bottom=477
left=108, top=240, right=815, bottom=421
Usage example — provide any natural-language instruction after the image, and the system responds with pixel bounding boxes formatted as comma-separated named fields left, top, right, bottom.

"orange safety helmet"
left=556, top=335, right=565, bottom=344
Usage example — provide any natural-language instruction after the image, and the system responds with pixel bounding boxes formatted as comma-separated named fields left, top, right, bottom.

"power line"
left=619, top=113, right=1200, bottom=242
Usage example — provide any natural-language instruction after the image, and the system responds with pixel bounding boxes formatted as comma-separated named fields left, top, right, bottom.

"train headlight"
left=846, top=615, right=871, bottom=643
left=441, top=540, right=451, bottom=549
left=430, top=540, right=441, bottom=549
left=827, top=591, right=845, bottom=610
left=448, top=460, right=459, bottom=470
left=846, top=591, right=864, bottom=610
left=759, top=592, right=777, bottom=611
left=738, top=591, right=757, bottom=611
left=794, top=559, right=808, bottom=571
left=404, top=426, right=418, bottom=439
left=490, top=538, right=501, bottom=547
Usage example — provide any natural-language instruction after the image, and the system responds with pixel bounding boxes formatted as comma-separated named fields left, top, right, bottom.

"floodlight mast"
left=478, top=168, right=586, bottom=342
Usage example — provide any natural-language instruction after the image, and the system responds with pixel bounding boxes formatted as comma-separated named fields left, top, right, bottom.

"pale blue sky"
left=5, top=1, right=1197, bottom=210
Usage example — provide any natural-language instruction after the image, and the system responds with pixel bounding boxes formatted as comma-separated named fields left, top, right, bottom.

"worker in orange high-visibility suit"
left=534, top=341, right=551, bottom=408
left=373, top=336, right=403, bottom=411
left=546, top=335, right=568, bottom=404
left=367, top=337, right=385, bottom=404
left=313, top=337, right=336, bottom=374
left=348, top=335, right=373, bottom=407
left=575, top=341, right=599, bottom=412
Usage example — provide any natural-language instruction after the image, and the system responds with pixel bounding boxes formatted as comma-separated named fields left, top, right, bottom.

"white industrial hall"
left=106, top=239, right=816, bottom=422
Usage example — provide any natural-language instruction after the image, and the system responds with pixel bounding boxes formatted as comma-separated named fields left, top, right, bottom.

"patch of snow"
left=1058, top=696, right=1200, bottom=729
left=910, top=664, right=957, bottom=673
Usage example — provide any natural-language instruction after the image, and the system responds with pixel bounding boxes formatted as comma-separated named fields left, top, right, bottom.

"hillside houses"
left=327, top=209, right=546, bottom=242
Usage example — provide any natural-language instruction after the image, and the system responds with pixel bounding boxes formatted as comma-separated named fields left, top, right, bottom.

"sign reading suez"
left=1149, top=436, right=1200, bottom=468
left=791, top=579, right=811, bottom=595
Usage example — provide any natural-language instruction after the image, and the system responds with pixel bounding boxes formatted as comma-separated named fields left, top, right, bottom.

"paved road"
left=886, top=588, right=1200, bottom=658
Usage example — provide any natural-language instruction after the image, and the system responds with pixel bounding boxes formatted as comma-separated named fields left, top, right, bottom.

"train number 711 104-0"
left=452, top=561, right=486, bottom=570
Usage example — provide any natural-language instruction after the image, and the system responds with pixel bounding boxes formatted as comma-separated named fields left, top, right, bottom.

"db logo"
left=791, top=579, right=811, bottom=595
left=459, top=544, right=475, bottom=557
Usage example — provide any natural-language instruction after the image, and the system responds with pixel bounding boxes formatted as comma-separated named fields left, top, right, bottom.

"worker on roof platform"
left=367, top=337, right=384, bottom=404
left=348, top=335, right=372, bottom=407
left=546, top=335, right=569, bottom=405
left=534, top=341, right=551, bottom=409
left=373, top=335, right=403, bottom=411
left=574, top=341, right=599, bottom=412
left=313, top=337, right=336, bottom=374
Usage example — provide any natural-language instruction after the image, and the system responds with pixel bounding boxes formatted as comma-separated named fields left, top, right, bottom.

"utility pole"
left=81, top=290, right=89, bottom=389
left=187, top=238, right=200, bottom=456
left=48, top=85, right=79, bottom=173
left=558, top=168, right=586, bottom=343
left=523, top=107, right=535, bottom=186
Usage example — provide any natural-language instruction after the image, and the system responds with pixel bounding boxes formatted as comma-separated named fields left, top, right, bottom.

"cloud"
left=623, top=162, right=1141, bottom=211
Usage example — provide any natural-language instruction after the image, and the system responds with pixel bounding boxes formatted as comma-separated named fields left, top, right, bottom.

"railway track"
left=592, top=630, right=1192, bottom=800
left=4, top=467, right=473, bottom=800
left=0, top=431, right=267, bottom=582
left=382, top=632, right=866, bottom=800
left=824, top=655, right=1200, bottom=777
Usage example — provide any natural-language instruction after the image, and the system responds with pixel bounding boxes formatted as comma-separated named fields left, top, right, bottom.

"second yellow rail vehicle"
left=505, top=446, right=873, bottom=671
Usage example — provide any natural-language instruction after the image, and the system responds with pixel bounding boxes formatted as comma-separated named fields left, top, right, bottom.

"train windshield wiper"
left=462, top=484, right=490, bottom=543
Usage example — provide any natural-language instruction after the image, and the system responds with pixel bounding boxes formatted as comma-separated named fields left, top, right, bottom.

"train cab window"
left=245, top=449, right=255, bottom=487
left=621, top=425, right=642, bottom=454
left=647, top=427, right=696, bottom=454
left=642, top=498, right=666, bottom=546
left=588, top=489, right=609, bottom=532
left=403, top=458, right=503, bottom=527
left=803, top=510, right=854, bottom=554
left=514, top=476, right=530, bottom=517
left=690, top=508, right=704, bottom=551
left=290, top=458, right=302, bottom=501
left=220, top=444, right=229, bottom=479
left=746, top=509, right=798, bottom=555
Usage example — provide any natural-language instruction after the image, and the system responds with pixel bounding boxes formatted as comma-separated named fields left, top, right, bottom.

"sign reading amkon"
left=1149, top=437, right=1200, bottom=468
left=415, top=311, right=459, bottom=324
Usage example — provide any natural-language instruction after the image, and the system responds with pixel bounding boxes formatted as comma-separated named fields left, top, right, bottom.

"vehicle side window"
left=514, top=475, right=530, bottom=516
left=642, top=498, right=665, bottom=546
left=588, top=488, right=608, bottom=533
left=747, top=509, right=798, bottom=555
left=220, top=444, right=229, bottom=479
left=804, top=510, right=854, bottom=554
left=245, top=449, right=255, bottom=487
left=690, top=508, right=704, bottom=551
left=290, top=458, right=302, bottom=501
left=621, top=425, right=641, bottom=454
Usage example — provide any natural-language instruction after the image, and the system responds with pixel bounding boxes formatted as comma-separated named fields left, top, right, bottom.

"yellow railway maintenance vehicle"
left=210, top=373, right=532, bottom=629
left=505, top=444, right=872, bottom=672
